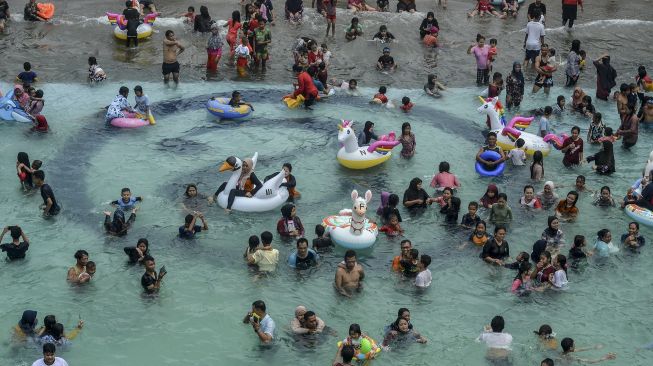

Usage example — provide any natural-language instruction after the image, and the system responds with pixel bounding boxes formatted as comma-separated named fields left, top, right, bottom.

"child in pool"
left=345, top=17, right=363, bottom=41
left=371, top=86, right=388, bottom=105
left=423, top=27, right=439, bottom=48
left=111, top=188, right=143, bottom=211
left=339, top=324, right=378, bottom=360
left=430, top=161, right=461, bottom=191
left=468, top=0, right=506, bottom=18
left=590, top=229, right=617, bottom=257
left=424, top=74, right=446, bottom=98
left=372, top=25, right=395, bottom=43
left=399, top=97, right=413, bottom=112
left=381, top=193, right=402, bottom=224
left=461, top=201, right=482, bottom=229
left=234, top=36, right=252, bottom=77
left=597, top=126, right=618, bottom=143
left=398, top=122, right=416, bottom=158
left=465, top=220, right=490, bottom=248
left=550, top=254, right=568, bottom=289
left=480, top=183, right=499, bottom=208
left=431, top=187, right=453, bottom=207
left=400, top=248, right=420, bottom=277
left=561, top=337, right=616, bottom=363
left=507, top=138, right=526, bottom=166
left=593, top=186, right=616, bottom=207
left=438, top=188, right=461, bottom=224
left=534, top=324, right=557, bottom=350
left=379, top=214, right=403, bottom=237
left=620, top=187, right=638, bottom=208
left=182, top=6, right=195, bottom=24
left=504, top=251, right=529, bottom=270
left=312, top=225, right=333, bottom=251
left=568, top=234, right=589, bottom=260
left=502, top=0, right=518, bottom=18
left=244, top=235, right=260, bottom=262
left=489, top=193, right=512, bottom=226
left=511, top=262, right=534, bottom=295
left=487, top=38, right=498, bottom=72
left=16, top=152, right=35, bottom=191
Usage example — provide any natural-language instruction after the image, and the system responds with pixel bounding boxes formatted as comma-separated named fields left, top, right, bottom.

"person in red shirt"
left=291, top=65, right=318, bottom=108
left=561, top=0, right=583, bottom=29
left=561, top=126, right=583, bottom=167
left=372, top=86, right=388, bottom=104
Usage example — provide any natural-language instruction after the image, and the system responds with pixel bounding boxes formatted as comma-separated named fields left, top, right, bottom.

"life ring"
left=323, top=215, right=378, bottom=250
left=287, top=249, right=319, bottom=268
left=110, top=117, right=149, bottom=128
left=337, top=337, right=381, bottom=360
left=475, top=150, right=505, bottom=177
left=107, top=12, right=158, bottom=40
left=624, top=204, right=653, bottom=228
left=36, top=3, right=55, bottom=21
left=207, top=97, right=252, bottom=119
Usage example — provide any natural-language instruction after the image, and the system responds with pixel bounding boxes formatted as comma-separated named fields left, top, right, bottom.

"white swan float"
left=323, top=190, right=378, bottom=250
left=216, top=152, right=289, bottom=212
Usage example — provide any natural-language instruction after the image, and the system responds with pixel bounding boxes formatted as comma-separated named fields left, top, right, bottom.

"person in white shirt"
left=523, top=9, right=545, bottom=68
left=550, top=254, right=568, bottom=289
left=414, top=254, right=432, bottom=288
left=243, top=300, right=275, bottom=343
left=32, top=343, right=68, bottom=366
left=507, top=138, right=526, bottom=166
left=477, top=316, right=513, bottom=360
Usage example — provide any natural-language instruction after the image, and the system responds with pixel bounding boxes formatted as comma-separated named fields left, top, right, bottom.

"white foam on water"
left=512, top=18, right=653, bottom=34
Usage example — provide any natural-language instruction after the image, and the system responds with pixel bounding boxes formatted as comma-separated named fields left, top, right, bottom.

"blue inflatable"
left=0, top=90, right=32, bottom=123
left=206, top=97, right=252, bottom=119
left=490, top=0, right=524, bottom=6
left=475, top=150, right=505, bottom=177
left=287, top=249, right=319, bottom=268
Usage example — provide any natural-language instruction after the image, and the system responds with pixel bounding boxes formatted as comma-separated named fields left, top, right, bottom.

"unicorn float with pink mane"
left=477, top=97, right=568, bottom=156
left=106, top=10, right=159, bottom=41
left=336, top=120, right=401, bottom=169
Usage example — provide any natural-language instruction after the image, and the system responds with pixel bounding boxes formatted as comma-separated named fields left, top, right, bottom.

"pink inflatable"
left=110, top=118, right=149, bottom=128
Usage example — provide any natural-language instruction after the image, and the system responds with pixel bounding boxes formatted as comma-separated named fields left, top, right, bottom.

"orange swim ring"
left=36, top=3, right=55, bottom=20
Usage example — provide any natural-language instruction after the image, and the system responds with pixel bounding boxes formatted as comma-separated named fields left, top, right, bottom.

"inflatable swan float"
left=216, top=152, right=289, bottom=212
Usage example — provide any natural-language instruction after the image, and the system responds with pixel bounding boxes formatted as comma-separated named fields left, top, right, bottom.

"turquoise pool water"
left=1, top=81, right=651, bottom=365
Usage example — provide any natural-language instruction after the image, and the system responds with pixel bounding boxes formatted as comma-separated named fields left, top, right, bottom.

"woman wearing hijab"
left=214, top=157, right=262, bottom=212
left=357, top=121, right=378, bottom=146
left=594, top=53, right=617, bottom=101
left=571, top=86, right=586, bottom=110
left=587, top=140, right=615, bottom=175
left=479, top=184, right=500, bottom=208
left=537, top=181, right=559, bottom=210
left=103, top=208, right=136, bottom=236
left=419, top=11, right=438, bottom=39
left=194, top=5, right=213, bottom=33
left=403, top=178, right=433, bottom=209
left=565, top=40, right=581, bottom=87
left=15, top=310, right=38, bottom=340
left=276, top=203, right=304, bottom=237
left=505, top=62, right=525, bottom=109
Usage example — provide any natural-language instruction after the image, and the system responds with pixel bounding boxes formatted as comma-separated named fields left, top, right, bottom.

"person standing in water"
left=33, top=170, right=60, bottom=217
left=123, top=1, right=140, bottom=48
left=31, top=343, right=69, bottom=366
left=593, top=53, right=617, bottom=101
left=334, top=250, right=365, bottom=297
left=561, top=0, right=583, bottom=30
left=162, top=30, right=185, bottom=85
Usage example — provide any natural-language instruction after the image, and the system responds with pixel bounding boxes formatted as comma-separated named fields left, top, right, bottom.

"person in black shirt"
left=194, top=5, right=213, bottom=33
left=103, top=208, right=137, bottom=236
left=123, top=1, right=141, bottom=48
left=419, top=11, right=439, bottom=39
left=403, top=177, right=434, bottom=209
left=33, top=170, right=60, bottom=217
left=124, top=238, right=149, bottom=264
left=527, top=0, right=546, bottom=23
left=400, top=248, right=420, bottom=277
left=372, top=25, right=395, bottom=43
left=141, top=255, right=166, bottom=293
left=312, top=225, right=333, bottom=252
left=481, top=226, right=510, bottom=265
left=377, top=47, right=397, bottom=71
left=0, top=226, right=29, bottom=260
left=179, top=213, right=208, bottom=239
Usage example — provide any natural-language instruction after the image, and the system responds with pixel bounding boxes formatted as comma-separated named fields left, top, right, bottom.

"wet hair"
left=341, top=345, right=355, bottom=363
left=315, top=224, right=325, bottom=236
left=534, top=324, right=553, bottom=337
left=188, top=6, right=195, bottom=11
left=296, top=238, right=309, bottom=247
left=544, top=106, right=553, bottom=115
left=630, top=221, right=640, bottom=230
left=344, top=249, right=356, bottom=260
left=400, top=239, right=411, bottom=248
left=514, top=261, right=531, bottom=281
left=600, top=185, right=611, bottom=195
left=556, top=254, right=567, bottom=274
left=566, top=191, right=579, bottom=206
left=88, top=56, right=97, bottom=66
left=35, top=90, right=43, bottom=98
left=497, top=193, right=508, bottom=201
left=579, top=50, right=586, bottom=57
left=32, top=160, right=42, bottom=169
left=494, top=225, right=507, bottom=234
left=388, top=213, right=398, bottom=222
left=468, top=201, right=479, bottom=209
left=388, top=193, right=399, bottom=207
left=582, top=95, right=592, bottom=105
left=561, top=337, right=574, bottom=352
left=531, top=9, right=541, bottom=19
left=476, top=33, right=484, bottom=42
left=541, top=359, right=554, bottom=366
left=402, top=96, right=411, bottom=105
left=489, top=38, right=497, bottom=45
left=515, top=138, right=525, bottom=148
left=408, top=248, right=419, bottom=260
left=252, top=300, right=266, bottom=312
left=142, top=255, right=155, bottom=264
left=283, top=163, right=292, bottom=172
left=184, top=183, right=198, bottom=197
left=490, top=315, right=505, bottom=332
left=570, top=39, right=581, bottom=53
left=74, top=250, right=88, bottom=260
left=531, top=151, right=544, bottom=179
left=51, top=323, right=64, bottom=340
left=303, top=311, right=315, bottom=322
left=86, top=261, right=96, bottom=269
left=576, top=175, right=585, bottom=183
left=475, top=220, right=487, bottom=231
left=17, top=152, right=30, bottom=167
left=43, top=342, right=56, bottom=354
left=540, top=250, right=552, bottom=263
left=184, top=214, right=194, bottom=225
left=248, top=235, right=260, bottom=250
left=125, top=0, right=132, bottom=7
left=24, top=62, right=31, bottom=71
left=379, top=25, right=387, bottom=32
left=573, top=235, right=585, bottom=248
left=438, top=161, right=450, bottom=173
left=426, top=11, right=435, bottom=19
left=134, top=85, right=143, bottom=93
left=10, top=226, right=22, bottom=240
left=137, top=238, right=149, bottom=250
left=351, top=17, right=359, bottom=23
left=121, top=188, right=131, bottom=194
left=557, top=95, right=565, bottom=105
left=165, top=30, right=174, bottom=37
left=397, top=307, right=410, bottom=317
left=33, top=170, right=45, bottom=181
left=119, top=86, right=129, bottom=96
left=260, top=231, right=273, bottom=245
left=593, top=112, right=602, bottom=122
left=401, top=122, right=411, bottom=135
left=571, top=126, right=581, bottom=134
left=597, top=229, right=611, bottom=241
left=43, top=315, right=56, bottom=333
left=487, top=131, right=497, bottom=138
left=348, top=323, right=361, bottom=335
left=349, top=79, right=357, bottom=86
left=379, top=86, right=387, bottom=94
left=420, top=254, right=431, bottom=268
left=442, top=187, right=454, bottom=195
left=292, top=64, right=303, bottom=73
left=523, top=185, right=534, bottom=193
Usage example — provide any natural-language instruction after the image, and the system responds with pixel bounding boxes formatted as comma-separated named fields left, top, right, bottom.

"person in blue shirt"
left=16, top=62, right=38, bottom=88
left=590, top=229, right=616, bottom=257
left=111, top=188, right=143, bottom=210
left=178, top=213, right=208, bottom=239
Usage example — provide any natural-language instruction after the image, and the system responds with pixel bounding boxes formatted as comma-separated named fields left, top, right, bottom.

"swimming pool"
left=1, top=81, right=651, bottom=365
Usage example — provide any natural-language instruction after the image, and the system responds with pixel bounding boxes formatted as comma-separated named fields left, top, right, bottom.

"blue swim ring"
left=287, top=249, right=319, bottom=268
left=475, top=150, right=505, bottom=177
left=206, top=97, right=252, bottom=119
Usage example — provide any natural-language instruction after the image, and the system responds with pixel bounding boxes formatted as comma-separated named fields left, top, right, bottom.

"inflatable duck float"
left=323, top=190, right=378, bottom=250
left=216, top=153, right=289, bottom=212
left=336, top=120, right=400, bottom=169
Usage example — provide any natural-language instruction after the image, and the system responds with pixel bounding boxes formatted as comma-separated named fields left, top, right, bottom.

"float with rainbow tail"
left=336, top=120, right=400, bottom=170
left=477, top=97, right=568, bottom=156
left=106, top=12, right=159, bottom=41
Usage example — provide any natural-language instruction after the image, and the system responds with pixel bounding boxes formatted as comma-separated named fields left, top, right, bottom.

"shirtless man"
left=334, top=250, right=365, bottom=297
left=162, top=30, right=185, bottom=85
left=642, top=98, right=653, bottom=124
left=67, top=250, right=90, bottom=284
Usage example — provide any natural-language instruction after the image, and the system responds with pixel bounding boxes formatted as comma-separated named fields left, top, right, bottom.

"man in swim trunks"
left=162, top=30, right=185, bottom=85
left=334, top=250, right=365, bottom=297
left=253, top=18, right=271, bottom=70
left=0, top=0, right=9, bottom=33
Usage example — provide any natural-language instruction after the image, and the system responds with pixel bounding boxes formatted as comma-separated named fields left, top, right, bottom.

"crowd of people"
left=3, top=0, right=653, bottom=365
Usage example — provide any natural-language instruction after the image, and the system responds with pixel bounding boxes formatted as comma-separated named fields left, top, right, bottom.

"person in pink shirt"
left=467, top=34, right=491, bottom=86
left=430, top=161, right=461, bottom=191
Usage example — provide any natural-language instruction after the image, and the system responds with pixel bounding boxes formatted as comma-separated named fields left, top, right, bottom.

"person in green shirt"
left=254, top=17, right=271, bottom=70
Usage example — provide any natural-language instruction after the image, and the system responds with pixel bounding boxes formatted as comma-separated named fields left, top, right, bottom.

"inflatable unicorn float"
left=216, top=152, right=289, bottom=212
left=477, top=97, right=568, bottom=156
left=323, top=190, right=379, bottom=250
left=336, top=120, right=400, bottom=169
left=106, top=11, right=159, bottom=41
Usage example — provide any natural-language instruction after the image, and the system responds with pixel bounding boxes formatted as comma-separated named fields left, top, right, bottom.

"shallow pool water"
left=1, top=81, right=652, bottom=365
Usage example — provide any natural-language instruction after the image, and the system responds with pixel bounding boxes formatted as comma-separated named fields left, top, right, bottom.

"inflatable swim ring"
left=0, top=90, right=32, bottom=123
left=287, top=249, right=319, bottom=268
left=624, top=204, right=653, bottom=228
left=475, top=150, right=505, bottom=177
left=207, top=97, right=252, bottom=119
left=216, top=153, right=289, bottom=212
left=106, top=12, right=158, bottom=40
left=110, top=117, right=148, bottom=128
left=323, top=215, right=378, bottom=250
left=37, top=3, right=55, bottom=20
left=337, top=337, right=381, bottom=361
left=336, top=120, right=400, bottom=170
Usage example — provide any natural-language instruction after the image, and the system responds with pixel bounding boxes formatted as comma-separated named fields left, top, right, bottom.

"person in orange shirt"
left=391, top=239, right=412, bottom=271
